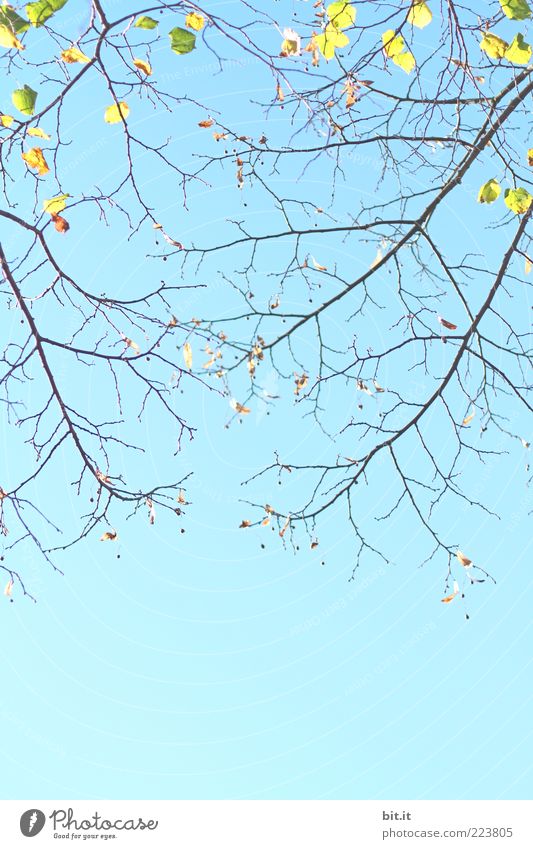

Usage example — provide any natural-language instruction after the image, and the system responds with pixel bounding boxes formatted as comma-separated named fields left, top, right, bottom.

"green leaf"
left=315, top=25, right=349, bottom=59
left=169, top=26, right=196, bottom=54
left=499, top=0, right=531, bottom=20
left=504, top=32, right=532, bottom=64
left=407, top=1, right=433, bottom=29
left=134, top=15, right=158, bottom=30
left=504, top=187, right=533, bottom=214
left=0, top=4, right=29, bottom=33
left=11, top=84, right=37, bottom=115
left=326, top=1, right=356, bottom=29
left=480, top=31, right=508, bottom=59
left=477, top=178, right=501, bottom=204
left=26, top=0, right=68, bottom=27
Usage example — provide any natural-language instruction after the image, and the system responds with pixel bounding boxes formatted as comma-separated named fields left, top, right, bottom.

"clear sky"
left=0, top=0, right=531, bottom=801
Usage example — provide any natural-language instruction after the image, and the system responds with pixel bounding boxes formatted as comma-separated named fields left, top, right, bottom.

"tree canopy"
left=0, top=0, right=531, bottom=605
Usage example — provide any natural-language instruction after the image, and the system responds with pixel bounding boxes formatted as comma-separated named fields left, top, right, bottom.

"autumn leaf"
left=27, top=126, right=50, bottom=139
left=499, top=0, right=532, bottom=20
left=521, top=438, right=530, bottom=449
left=0, top=114, right=14, bottom=127
left=4, top=579, right=13, bottom=597
left=43, top=193, right=70, bottom=214
left=12, top=84, right=37, bottom=115
left=122, top=335, right=140, bottom=354
left=104, top=101, right=129, bottom=124
left=373, top=379, right=386, bottom=392
left=504, top=187, right=533, bottom=214
left=0, top=23, right=24, bottom=49
left=276, top=82, right=284, bottom=102
left=133, top=57, right=152, bottom=76
left=198, top=117, right=214, bottom=128
left=100, top=529, right=118, bottom=541
left=177, top=489, right=187, bottom=504
left=134, top=15, right=157, bottom=29
left=22, top=147, right=49, bottom=175
left=327, top=1, right=356, bottom=29
left=456, top=551, right=473, bottom=568
left=294, top=373, right=308, bottom=395
left=26, top=0, right=68, bottom=27
left=0, top=487, right=7, bottom=500
left=311, top=540, right=319, bottom=549
left=479, top=32, right=508, bottom=60
left=61, top=45, right=90, bottom=63
left=462, top=410, right=475, bottom=426
left=315, top=24, right=349, bottom=60
left=477, top=178, right=501, bottom=204
left=183, top=341, right=193, bottom=370
left=311, top=255, right=327, bottom=271
left=525, top=255, right=533, bottom=274
left=147, top=498, right=156, bottom=525
left=441, top=581, right=460, bottom=603
left=382, top=29, right=416, bottom=73
left=0, top=4, right=29, bottom=35
left=169, top=27, right=196, bottom=55
left=239, top=519, right=251, bottom=528
left=504, top=33, right=532, bottom=64
left=279, top=514, right=291, bottom=537
left=51, top=212, right=69, bottom=233
left=280, top=27, right=301, bottom=56
left=213, top=131, right=228, bottom=141
left=185, top=12, right=204, bottom=31
left=407, top=1, right=433, bottom=29
left=230, top=399, right=251, bottom=414
left=528, top=148, right=533, bottom=167
left=438, top=316, right=458, bottom=331
left=357, top=379, right=372, bottom=395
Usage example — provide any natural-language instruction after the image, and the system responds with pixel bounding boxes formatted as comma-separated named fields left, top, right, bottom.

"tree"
left=0, top=0, right=531, bottom=603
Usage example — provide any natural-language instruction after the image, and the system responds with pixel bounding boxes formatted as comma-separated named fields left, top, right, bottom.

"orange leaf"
left=438, top=316, right=457, bottom=331
left=198, top=118, right=214, bottom=128
left=51, top=212, right=69, bottom=233
left=100, top=529, right=118, bottom=541
left=456, top=551, right=472, bottom=568
left=22, top=147, right=49, bottom=176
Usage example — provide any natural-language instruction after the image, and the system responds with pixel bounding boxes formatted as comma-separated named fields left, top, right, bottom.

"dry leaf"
left=22, top=147, right=49, bottom=176
left=230, top=399, right=251, bottom=414
left=239, top=519, right=251, bottom=528
left=357, top=379, right=372, bottom=395
left=276, top=83, right=285, bottom=102
left=0, top=487, right=8, bottom=500
left=147, top=498, right=156, bottom=524
left=456, top=550, right=472, bottom=568
left=4, top=579, right=13, bottom=598
left=521, top=438, right=530, bottom=449
left=311, top=540, right=319, bottom=549
left=294, top=373, right=308, bottom=395
left=311, top=255, right=327, bottom=271
left=213, top=132, right=228, bottom=142
left=177, top=489, right=186, bottom=504
left=133, top=58, right=152, bottom=76
left=61, top=46, right=90, bottom=63
left=441, top=580, right=460, bottom=603
left=198, top=118, right=214, bottom=128
left=462, top=410, right=475, bottom=426
left=100, top=529, right=117, bottom=541
left=438, top=316, right=458, bottom=331
left=279, top=514, right=291, bottom=537
left=183, top=341, right=193, bottom=370
left=525, top=255, right=533, bottom=275
left=373, top=379, right=385, bottom=392
left=27, top=127, right=51, bottom=140
left=124, top=336, right=140, bottom=354
left=51, top=212, right=69, bottom=233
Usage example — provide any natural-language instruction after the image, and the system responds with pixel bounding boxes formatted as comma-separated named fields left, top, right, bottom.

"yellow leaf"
left=0, top=114, right=14, bottom=127
left=27, top=126, right=50, bottom=139
left=21, top=146, right=49, bottom=175
left=133, top=57, right=152, bottom=76
left=480, top=31, right=508, bottom=59
left=462, top=410, right=475, bottom=426
left=185, top=12, right=204, bottom=31
left=504, top=187, right=533, bottom=214
left=504, top=33, right=532, bottom=65
left=43, top=193, right=70, bottom=214
left=100, top=529, right=118, bottom=541
left=456, top=551, right=473, bottom=568
left=382, top=29, right=416, bottom=73
left=0, top=23, right=24, bottom=49
left=477, top=177, right=501, bottom=204
left=407, top=1, right=432, bottom=28
left=525, top=255, right=532, bottom=274
left=528, top=148, right=533, bottom=166
left=183, top=341, right=193, bottom=370
left=315, top=24, right=349, bottom=60
left=104, top=101, right=129, bottom=124
left=60, top=45, right=90, bottom=63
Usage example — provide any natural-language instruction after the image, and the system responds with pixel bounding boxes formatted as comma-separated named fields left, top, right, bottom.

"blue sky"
left=0, top=0, right=531, bottom=800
